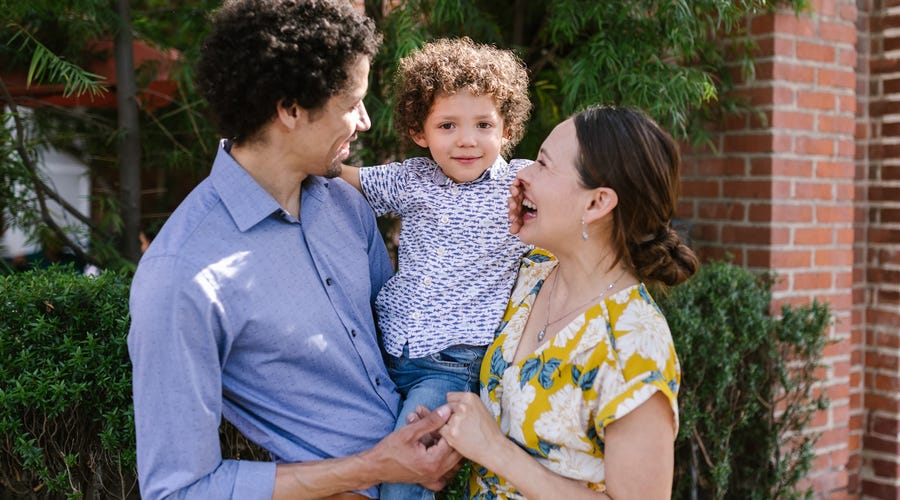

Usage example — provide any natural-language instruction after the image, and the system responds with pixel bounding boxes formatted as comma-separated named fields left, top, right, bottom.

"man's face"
left=298, top=56, right=371, bottom=178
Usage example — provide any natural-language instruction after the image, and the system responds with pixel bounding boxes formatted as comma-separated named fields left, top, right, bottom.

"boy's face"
left=412, top=90, right=506, bottom=183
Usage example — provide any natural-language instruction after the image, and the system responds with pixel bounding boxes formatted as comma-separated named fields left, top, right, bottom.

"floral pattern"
left=467, top=249, right=681, bottom=499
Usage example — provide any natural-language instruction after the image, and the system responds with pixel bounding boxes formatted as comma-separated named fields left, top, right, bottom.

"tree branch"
left=0, top=76, right=103, bottom=267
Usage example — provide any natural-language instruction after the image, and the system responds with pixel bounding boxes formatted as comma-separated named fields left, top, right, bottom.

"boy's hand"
left=508, top=178, right=524, bottom=234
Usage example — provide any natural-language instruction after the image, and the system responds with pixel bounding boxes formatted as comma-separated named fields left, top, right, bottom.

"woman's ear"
left=582, top=187, right=618, bottom=224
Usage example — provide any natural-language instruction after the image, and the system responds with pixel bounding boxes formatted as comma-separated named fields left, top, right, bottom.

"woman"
left=439, top=105, right=698, bottom=499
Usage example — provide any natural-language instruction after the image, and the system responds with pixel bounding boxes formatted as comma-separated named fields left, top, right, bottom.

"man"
left=127, top=1, right=459, bottom=498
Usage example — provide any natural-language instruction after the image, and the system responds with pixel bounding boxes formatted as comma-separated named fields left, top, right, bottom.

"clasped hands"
left=392, top=391, right=503, bottom=491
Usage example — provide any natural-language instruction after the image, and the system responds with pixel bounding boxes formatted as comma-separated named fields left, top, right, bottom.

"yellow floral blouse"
left=467, top=249, right=681, bottom=499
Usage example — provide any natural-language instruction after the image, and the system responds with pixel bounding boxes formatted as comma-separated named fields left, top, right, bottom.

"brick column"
left=679, top=1, right=858, bottom=496
left=856, top=1, right=900, bottom=498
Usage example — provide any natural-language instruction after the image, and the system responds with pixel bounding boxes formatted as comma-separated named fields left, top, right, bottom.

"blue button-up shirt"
left=128, top=141, right=398, bottom=499
left=359, top=157, right=531, bottom=358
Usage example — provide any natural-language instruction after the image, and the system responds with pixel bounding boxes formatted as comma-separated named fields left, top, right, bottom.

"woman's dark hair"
left=196, top=0, right=381, bottom=143
left=573, top=105, right=698, bottom=287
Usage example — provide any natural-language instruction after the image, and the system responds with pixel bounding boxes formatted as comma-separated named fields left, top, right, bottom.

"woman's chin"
left=516, top=224, right=540, bottom=246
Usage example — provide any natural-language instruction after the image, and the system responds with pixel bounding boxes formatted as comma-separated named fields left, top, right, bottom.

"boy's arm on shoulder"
left=339, top=164, right=362, bottom=192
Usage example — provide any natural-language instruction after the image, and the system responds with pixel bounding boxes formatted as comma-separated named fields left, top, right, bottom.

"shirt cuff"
left=231, top=460, right=276, bottom=500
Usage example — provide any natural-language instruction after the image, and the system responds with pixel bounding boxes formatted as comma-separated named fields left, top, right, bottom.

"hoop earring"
left=581, top=216, right=588, bottom=240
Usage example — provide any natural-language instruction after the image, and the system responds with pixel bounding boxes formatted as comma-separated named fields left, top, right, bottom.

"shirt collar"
left=428, top=156, right=511, bottom=186
left=211, top=139, right=329, bottom=232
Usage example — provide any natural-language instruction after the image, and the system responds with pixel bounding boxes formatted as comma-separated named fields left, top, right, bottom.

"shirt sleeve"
left=591, top=289, right=680, bottom=439
left=127, top=255, right=276, bottom=500
left=358, top=161, right=409, bottom=217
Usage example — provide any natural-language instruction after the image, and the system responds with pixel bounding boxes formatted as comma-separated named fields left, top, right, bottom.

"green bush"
left=658, top=260, right=831, bottom=500
left=0, top=265, right=136, bottom=499
left=0, top=267, right=268, bottom=499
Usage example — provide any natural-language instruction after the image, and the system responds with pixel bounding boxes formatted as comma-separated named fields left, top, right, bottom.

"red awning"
left=3, top=39, right=179, bottom=111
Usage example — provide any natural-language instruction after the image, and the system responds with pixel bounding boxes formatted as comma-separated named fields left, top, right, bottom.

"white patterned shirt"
left=359, top=156, right=532, bottom=358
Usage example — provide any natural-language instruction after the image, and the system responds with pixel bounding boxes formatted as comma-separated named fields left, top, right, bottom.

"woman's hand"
left=439, top=392, right=506, bottom=467
left=508, top=178, right=525, bottom=234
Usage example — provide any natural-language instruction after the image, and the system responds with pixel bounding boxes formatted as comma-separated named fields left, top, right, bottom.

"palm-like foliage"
left=357, top=0, right=806, bottom=166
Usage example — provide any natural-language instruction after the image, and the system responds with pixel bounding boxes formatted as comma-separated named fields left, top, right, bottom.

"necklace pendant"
left=537, top=328, right=545, bottom=342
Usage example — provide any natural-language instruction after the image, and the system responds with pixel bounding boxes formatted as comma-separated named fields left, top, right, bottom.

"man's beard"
left=324, top=160, right=342, bottom=179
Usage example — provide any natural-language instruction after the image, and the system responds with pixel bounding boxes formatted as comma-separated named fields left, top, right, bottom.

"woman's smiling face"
left=515, top=118, right=590, bottom=249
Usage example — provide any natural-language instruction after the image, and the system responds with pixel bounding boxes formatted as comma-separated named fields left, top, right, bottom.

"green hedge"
left=659, top=261, right=831, bottom=500
left=0, top=265, right=136, bottom=499
left=0, top=262, right=830, bottom=499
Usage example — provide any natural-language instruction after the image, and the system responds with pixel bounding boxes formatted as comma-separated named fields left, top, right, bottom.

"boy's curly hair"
left=196, top=0, right=381, bottom=143
left=394, top=37, right=531, bottom=157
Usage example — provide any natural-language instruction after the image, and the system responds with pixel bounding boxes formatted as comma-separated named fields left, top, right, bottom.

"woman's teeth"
left=522, top=199, right=537, bottom=212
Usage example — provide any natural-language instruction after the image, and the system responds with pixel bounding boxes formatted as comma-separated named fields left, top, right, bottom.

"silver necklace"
left=536, top=267, right=627, bottom=342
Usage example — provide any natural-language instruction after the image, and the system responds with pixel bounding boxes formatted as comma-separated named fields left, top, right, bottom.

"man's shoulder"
left=140, top=179, right=226, bottom=263
left=316, top=175, right=372, bottom=209
left=314, top=176, right=380, bottom=224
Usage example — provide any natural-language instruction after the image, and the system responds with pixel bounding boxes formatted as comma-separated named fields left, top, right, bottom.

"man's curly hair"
left=196, top=0, right=381, bottom=143
left=394, top=37, right=531, bottom=157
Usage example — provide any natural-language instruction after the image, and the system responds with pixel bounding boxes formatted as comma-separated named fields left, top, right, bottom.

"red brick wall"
left=680, top=0, right=864, bottom=497
left=856, top=0, right=900, bottom=498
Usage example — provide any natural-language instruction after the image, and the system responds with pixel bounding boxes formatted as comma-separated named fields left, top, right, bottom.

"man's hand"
left=404, top=405, right=441, bottom=447
left=366, top=405, right=462, bottom=491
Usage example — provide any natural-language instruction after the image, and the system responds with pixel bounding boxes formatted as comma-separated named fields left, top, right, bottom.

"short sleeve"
left=358, top=161, right=409, bottom=217
left=591, top=286, right=680, bottom=439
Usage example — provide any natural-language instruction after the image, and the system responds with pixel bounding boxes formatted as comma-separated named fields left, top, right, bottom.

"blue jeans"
left=380, top=344, right=486, bottom=500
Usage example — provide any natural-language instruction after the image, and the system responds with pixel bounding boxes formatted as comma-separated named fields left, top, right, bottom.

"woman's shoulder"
left=521, top=247, right=555, bottom=267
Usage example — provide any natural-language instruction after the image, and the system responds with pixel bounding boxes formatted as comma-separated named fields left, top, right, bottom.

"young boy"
left=340, top=37, right=532, bottom=499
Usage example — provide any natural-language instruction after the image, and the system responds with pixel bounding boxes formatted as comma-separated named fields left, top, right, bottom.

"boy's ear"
left=411, top=129, right=428, bottom=148
left=582, top=187, right=618, bottom=224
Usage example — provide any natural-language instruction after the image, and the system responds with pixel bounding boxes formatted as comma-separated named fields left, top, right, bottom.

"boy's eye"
left=477, top=122, right=493, bottom=129
left=439, top=123, right=454, bottom=130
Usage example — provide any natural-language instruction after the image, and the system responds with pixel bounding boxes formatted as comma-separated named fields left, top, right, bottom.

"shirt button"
left=412, top=311, right=422, bottom=320
left=325, top=278, right=333, bottom=286
left=450, top=186, right=459, bottom=195
left=350, top=329, right=357, bottom=337
left=437, top=247, right=445, bottom=257
left=423, top=276, right=432, bottom=286
left=440, top=214, right=449, bottom=224
left=375, top=378, right=381, bottom=386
